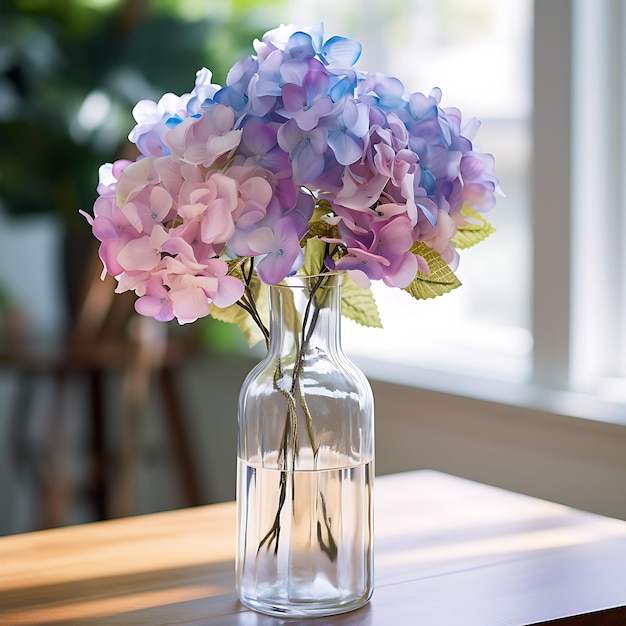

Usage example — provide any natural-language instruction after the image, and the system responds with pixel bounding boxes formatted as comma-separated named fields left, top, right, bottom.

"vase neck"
left=268, top=274, right=342, bottom=359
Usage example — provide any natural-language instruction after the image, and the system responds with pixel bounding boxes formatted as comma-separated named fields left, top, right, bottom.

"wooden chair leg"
left=8, top=370, right=37, bottom=478
left=160, top=366, right=203, bottom=507
left=109, top=363, right=150, bottom=519
left=40, top=368, right=71, bottom=529
left=88, top=369, right=108, bottom=520
left=109, top=316, right=165, bottom=519
left=8, top=370, right=40, bottom=532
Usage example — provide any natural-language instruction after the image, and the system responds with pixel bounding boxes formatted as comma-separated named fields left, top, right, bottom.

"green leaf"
left=405, top=242, right=462, bottom=300
left=452, top=204, right=496, bottom=250
left=312, top=199, right=333, bottom=219
left=209, top=299, right=264, bottom=347
left=305, top=219, right=339, bottom=241
left=341, top=276, right=383, bottom=328
left=302, top=236, right=327, bottom=276
left=279, top=281, right=301, bottom=341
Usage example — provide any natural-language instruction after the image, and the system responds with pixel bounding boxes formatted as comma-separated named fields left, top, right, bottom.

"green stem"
left=257, top=271, right=339, bottom=560
left=235, top=257, right=270, bottom=348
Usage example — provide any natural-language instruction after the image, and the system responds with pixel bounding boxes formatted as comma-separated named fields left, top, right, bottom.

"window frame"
left=570, top=0, right=626, bottom=394
left=351, top=0, right=626, bottom=520
left=351, top=0, right=626, bottom=413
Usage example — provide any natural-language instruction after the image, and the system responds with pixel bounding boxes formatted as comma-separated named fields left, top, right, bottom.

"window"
left=570, top=0, right=626, bottom=398
left=277, top=0, right=626, bottom=416
left=532, top=0, right=626, bottom=405
left=282, top=0, right=533, bottom=383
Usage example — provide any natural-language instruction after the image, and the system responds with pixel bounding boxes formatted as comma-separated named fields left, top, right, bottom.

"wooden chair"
left=2, top=246, right=203, bottom=529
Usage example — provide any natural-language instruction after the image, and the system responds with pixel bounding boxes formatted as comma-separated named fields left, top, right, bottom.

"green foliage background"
left=0, top=0, right=278, bottom=230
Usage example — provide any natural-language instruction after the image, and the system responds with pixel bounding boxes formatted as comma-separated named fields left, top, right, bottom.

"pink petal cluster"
left=83, top=23, right=500, bottom=325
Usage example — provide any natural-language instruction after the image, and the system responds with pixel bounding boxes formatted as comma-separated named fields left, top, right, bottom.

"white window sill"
left=350, top=350, right=626, bottom=429
left=348, top=350, right=626, bottom=521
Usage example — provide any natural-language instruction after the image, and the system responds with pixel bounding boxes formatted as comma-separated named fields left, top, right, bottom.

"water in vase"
left=236, top=450, right=373, bottom=617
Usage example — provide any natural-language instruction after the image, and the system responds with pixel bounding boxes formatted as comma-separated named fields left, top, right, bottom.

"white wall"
left=371, top=379, right=626, bottom=521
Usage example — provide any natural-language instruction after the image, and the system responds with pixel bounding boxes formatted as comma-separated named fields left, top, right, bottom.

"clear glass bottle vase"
left=236, top=272, right=375, bottom=618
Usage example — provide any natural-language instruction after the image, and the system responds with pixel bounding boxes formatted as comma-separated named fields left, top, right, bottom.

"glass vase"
left=236, top=273, right=375, bottom=618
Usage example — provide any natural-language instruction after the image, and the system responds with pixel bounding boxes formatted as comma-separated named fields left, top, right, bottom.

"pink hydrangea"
left=84, top=23, right=500, bottom=325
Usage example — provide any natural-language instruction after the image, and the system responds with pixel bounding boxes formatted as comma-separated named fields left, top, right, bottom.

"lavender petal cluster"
left=83, top=23, right=499, bottom=324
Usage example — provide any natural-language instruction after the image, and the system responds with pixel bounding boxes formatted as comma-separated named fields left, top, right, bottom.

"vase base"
left=238, top=590, right=372, bottom=618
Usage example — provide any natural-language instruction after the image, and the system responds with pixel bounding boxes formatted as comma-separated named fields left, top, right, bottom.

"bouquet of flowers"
left=82, top=23, right=499, bottom=345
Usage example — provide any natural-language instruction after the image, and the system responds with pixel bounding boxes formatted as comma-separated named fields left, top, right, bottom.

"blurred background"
left=0, top=0, right=284, bottom=534
left=1, top=0, right=624, bottom=536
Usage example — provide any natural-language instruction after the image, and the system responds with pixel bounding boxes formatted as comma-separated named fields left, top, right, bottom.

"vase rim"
left=278, top=270, right=346, bottom=287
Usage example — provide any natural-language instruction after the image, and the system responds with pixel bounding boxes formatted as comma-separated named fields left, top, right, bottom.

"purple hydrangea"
left=83, top=23, right=500, bottom=325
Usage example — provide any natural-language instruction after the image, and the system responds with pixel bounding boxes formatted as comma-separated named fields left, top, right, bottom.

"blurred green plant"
left=0, top=0, right=276, bottom=230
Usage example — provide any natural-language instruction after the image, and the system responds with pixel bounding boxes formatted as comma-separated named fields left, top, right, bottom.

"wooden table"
left=1, top=470, right=626, bottom=625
